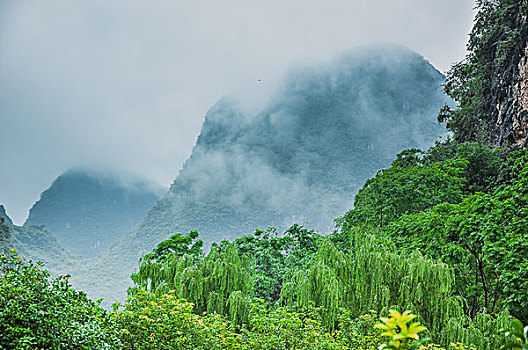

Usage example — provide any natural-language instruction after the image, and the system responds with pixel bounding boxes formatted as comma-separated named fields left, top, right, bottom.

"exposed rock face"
left=0, top=205, right=13, bottom=226
left=511, top=44, right=528, bottom=146
left=487, top=4, right=528, bottom=148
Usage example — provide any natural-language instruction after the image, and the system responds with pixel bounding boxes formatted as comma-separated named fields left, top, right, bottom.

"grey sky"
left=0, top=0, right=475, bottom=224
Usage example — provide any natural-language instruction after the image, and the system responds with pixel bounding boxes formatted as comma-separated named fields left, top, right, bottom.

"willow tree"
left=280, top=228, right=507, bottom=349
left=131, top=243, right=253, bottom=325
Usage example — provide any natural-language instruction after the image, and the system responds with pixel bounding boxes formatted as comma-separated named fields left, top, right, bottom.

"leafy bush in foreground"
left=0, top=250, right=118, bottom=349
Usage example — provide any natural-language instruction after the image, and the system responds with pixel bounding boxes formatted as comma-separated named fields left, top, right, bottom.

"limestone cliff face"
left=487, top=3, right=528, bottom=148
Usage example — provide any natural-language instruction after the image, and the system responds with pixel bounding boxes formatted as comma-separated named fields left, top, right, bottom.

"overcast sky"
left=0, top=0, right=475, bottom=225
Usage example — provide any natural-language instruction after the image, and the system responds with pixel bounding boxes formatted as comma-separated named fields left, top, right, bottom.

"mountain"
left=24, top=168, right=164, bottom=258
left=78, top=44, right=451, bottom=303
left=0, top=206, right=13, bottom=252
left=125, top=44, right=448, bottom=248
left=0, top=204, right=77, bottom=271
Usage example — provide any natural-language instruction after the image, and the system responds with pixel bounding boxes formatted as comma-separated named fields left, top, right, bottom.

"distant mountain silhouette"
left=79, top=44, right=450, bottom=303
left=24, top=168, right=163, bottom=258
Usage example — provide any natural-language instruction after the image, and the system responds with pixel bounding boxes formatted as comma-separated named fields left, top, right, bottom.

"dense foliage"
left=0, top=251, right=118, bottom=349
left=374, top=150, right=528, bottom=322
left=2, top=1, right=527, bottom=349
left=342, top=153, right=467, bottom=228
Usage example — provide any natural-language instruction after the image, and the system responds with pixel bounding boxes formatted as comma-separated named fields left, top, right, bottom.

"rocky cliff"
left=444, top=1, right=528, bottom=148
left=0, top=206, right=13, bottom=252
left=486, top=1, right=528, bottom=147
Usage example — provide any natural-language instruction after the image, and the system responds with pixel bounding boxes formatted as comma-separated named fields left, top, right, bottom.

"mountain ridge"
left=74, top=44, right=451, bottom=303
left=24, top=168, right=164, bottom=258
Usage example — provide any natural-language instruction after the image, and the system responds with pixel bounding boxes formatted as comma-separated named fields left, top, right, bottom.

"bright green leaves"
left=130, top=233, right=253, bottom=327
left=0, top=251, right=118, bottom=349
left=384, top=158, right=528, bottom=321
left=112, top=289, right=239, bottom=350
left=375, top=310, right=428, bottom=350
left=501, top=318, right=528, bottom=350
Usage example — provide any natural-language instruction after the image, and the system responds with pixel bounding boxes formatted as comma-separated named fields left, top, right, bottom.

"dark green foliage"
left=230, top=224, right=320, bottom=303
left=0, top=251, right=118, bottom=349
left=342, top=152, right=467, bottom=228
left=143, top=230, right=203, bottom=263
left=384, top=152, right=528, bottom=322
left=424, top=141, right=508, bottom=193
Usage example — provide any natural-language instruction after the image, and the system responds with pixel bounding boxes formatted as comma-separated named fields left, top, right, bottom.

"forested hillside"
left=73, top=44, right=450, bottom=304
left=24, top=168, right=163, bottom=257
left=126, top=44, right=447, bottom=250
left=0, top=215, right=12, bottom=252
left=0, top=205, right=78, bottom=273
left=2, top=1, right=528, bottom=349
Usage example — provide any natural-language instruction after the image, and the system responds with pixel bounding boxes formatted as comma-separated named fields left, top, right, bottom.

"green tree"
left=231, top=225, right=320, bottom=303
left=384, top=153, right=528, bottom=322
left=341, top=153, right=467, bottom=229
left=0, top=251, right=119, bottom=349
left=143, top=230, right=203, bottom=263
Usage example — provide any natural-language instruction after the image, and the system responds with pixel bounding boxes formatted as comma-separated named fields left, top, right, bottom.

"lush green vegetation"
left=2, top=1, right=528, bottom=349
left=0, top=251, right=119, bottom=349
left=123, top=140, right=528, bottom=349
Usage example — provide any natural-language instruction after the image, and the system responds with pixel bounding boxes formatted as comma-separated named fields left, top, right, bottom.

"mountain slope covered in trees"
left=133, top=44, right=447, bottom=248
left=24, top=168, right=163, bottom=257
left=0, top=206, right=13, bottom=252
left=78, top=44, right=450, bottom=303
left=0, top=204, right=78, bottom=272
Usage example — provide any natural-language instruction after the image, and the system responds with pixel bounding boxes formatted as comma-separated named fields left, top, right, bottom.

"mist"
left=112, top=44, right=449, bottom=252
left=0, top=0, right=475, bottom=224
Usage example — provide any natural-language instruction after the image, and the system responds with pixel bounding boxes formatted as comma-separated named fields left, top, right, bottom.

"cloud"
left=0, top=0, right=474, bottom=224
